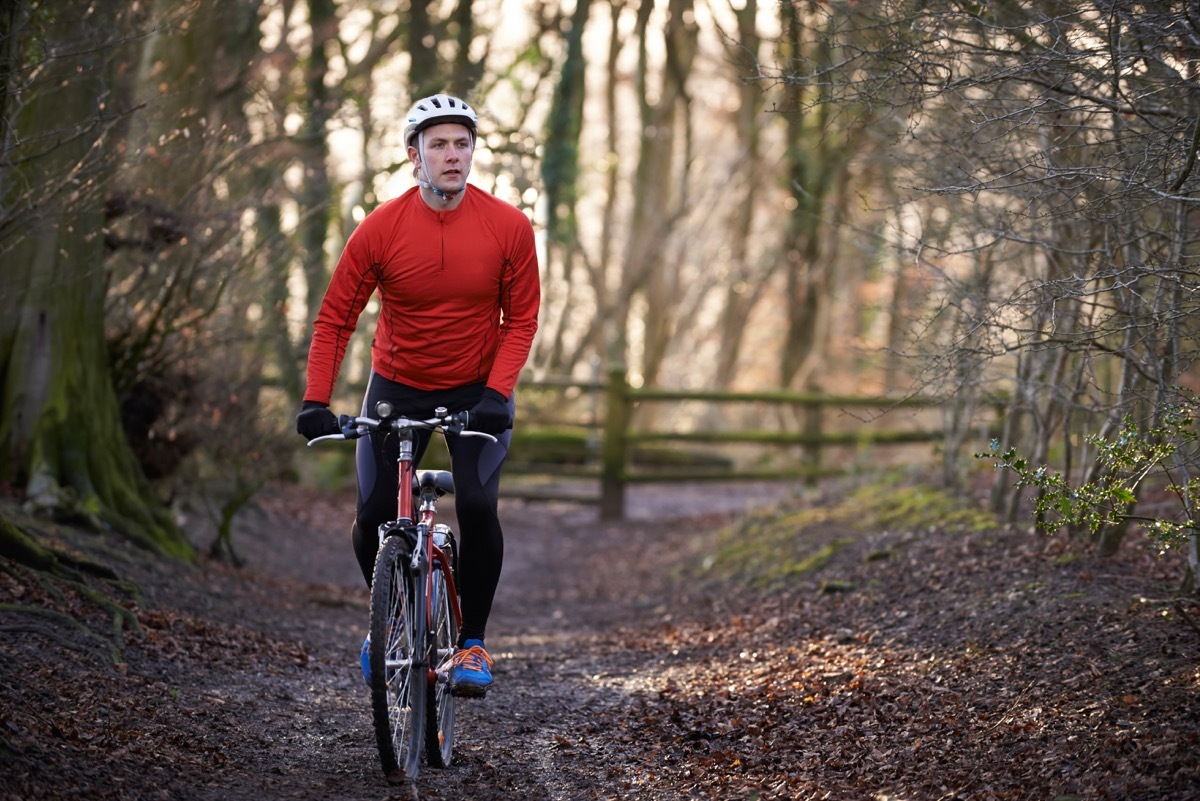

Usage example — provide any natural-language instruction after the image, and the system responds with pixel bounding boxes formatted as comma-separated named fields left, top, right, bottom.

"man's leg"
left=447, top=428, right=509, bottom=643
left=444, top=418, right=510, bottom=697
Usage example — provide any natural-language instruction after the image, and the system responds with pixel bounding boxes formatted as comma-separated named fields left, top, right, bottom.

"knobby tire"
left=426, top=553, right=458, bottom=768
left=369, top=534, right=427, bottom=784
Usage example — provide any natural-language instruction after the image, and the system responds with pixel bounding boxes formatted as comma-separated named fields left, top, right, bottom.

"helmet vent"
left=402, top=93, right=478, bottom=148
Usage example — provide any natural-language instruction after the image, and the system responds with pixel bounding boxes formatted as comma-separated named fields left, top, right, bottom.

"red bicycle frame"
left=391, top=422, right=463, bottom=677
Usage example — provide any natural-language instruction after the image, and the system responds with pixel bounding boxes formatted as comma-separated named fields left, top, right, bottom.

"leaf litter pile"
left=1, top=479, right=1198, bottom=800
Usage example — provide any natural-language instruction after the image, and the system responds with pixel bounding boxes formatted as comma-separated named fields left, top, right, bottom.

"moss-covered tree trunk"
left=0, top=1, right=191, bottom=560
left=538, top=0, right=591, bottom=372
left=298, top=0, right=337, bottom=356
left=778, top=3, right=836, bottom=391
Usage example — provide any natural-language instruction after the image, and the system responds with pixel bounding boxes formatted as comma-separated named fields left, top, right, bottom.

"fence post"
left=599, top=365, right=630, bottom=520
left=803, top=397, right=822, bottom=486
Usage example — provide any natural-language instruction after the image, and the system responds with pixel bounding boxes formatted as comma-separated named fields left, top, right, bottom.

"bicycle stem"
left=396, top=434, right=416, bottom=523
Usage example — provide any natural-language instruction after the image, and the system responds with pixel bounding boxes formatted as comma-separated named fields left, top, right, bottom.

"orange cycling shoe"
left=444, top=639, right=493, bottom=697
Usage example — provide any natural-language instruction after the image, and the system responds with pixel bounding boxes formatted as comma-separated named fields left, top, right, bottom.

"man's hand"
left=466, top=388, right=513, bottom=434
left=296, top=400, right=339, bottom=441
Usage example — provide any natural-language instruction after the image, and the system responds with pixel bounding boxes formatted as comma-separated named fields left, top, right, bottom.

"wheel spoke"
left=425, top=555, right=458, bottom=768
left=370, top=536, right=426, bottom=783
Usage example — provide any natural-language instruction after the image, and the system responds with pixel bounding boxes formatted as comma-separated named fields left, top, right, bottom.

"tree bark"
left=0, top=2, right=190, bottom=558
left=778, top=3, right=835, bottom=390
left=639, top=0, right=698, bottom=391
left=714, top=0, right=772, bottom=388
left=409, top=0, right=440, bottom=99
left=615, top=0, right=697, bottom=384
left=538, top=0, right=592, bottom=373
left=298, top=0, right=337, bottom=360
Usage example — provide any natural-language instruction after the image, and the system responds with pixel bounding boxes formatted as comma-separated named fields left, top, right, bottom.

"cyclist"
left=295, top=93, right=540, bottom=698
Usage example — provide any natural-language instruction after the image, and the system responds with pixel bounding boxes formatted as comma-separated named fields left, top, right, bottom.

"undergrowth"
left=702, top=480, right=999, bottom=588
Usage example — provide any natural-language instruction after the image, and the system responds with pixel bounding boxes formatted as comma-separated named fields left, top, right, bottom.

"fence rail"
left=514, top=368, right=964, bottom=520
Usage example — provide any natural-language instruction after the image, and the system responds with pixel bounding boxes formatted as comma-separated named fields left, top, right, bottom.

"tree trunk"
left=299, top=0, right=337, bottom=354
left=449, top=0, right=483, bottom=97
left=639, top=0, right=698, bottom=391
left=538, top=0, right=592, bottom=373
left=616, top=0, right=696, bottom=384
left=778, top=4, right=837, bottom=390
left=562, top=1, right=624, bottom=374
left=409, top=0, right=440, bottom=99
left=714, top=0, right=770, bottom=388
left=0, top=2, right=190, bottom=558
left=776, top=4, right=885, bottom=393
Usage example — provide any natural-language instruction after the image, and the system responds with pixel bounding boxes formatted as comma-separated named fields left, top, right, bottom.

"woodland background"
left=2, top=0, right=1200, bottom=587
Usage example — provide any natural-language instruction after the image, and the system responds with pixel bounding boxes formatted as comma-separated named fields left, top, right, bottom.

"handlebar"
left=306, top=407, right=498, bottom=447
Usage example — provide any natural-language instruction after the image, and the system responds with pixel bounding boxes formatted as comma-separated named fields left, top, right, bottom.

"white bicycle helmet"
left=403, top=94, right=478, bottom=149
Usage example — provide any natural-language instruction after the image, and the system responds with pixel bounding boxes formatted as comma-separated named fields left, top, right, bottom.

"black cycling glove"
left=466, top=388, right=513, bottom=434
left=296, top=400, right=339, bottom=441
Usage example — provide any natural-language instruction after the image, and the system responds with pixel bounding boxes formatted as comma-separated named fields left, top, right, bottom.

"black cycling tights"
left=351, top=372, right=511, bottom=645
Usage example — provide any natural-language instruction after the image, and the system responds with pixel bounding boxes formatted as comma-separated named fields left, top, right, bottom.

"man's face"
left=410, top=122, right=474, bottom=193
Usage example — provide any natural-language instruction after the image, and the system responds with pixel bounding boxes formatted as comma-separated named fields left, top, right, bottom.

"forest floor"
left=1, top=475, right=1199, bottom=801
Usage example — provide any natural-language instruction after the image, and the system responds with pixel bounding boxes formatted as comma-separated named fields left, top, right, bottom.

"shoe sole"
left=450, top=682, right=490, bottom=698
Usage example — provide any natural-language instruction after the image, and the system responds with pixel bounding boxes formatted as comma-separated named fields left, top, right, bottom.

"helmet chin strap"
left=414, top=130, right=467, bottom=205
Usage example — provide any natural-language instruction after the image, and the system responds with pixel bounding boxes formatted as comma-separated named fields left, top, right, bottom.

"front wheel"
left=369, top=534, right=427, bottom=783
left=426, top=556, right=458, bottom=768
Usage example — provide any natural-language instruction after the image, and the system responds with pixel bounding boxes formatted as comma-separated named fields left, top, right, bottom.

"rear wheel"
left=369, top=534, right=427, bottom=783
left=426, top=556, right=458, bottom=768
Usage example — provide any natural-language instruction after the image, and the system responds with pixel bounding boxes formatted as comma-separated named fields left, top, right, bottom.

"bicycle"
left=308, top=402, right=496, bottom=784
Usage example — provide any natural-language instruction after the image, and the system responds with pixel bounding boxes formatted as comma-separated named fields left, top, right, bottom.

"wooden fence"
left=517, top=368, right=959, bottom=520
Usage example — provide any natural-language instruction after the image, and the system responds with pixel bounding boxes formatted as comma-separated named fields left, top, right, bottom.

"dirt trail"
left=4, top=478, right=1199, bottom=801
left=196, top=481, right=795, bottom=800
left=0, top=481, right=791, bottom=801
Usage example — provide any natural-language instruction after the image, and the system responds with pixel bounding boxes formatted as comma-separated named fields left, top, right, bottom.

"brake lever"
left=444, top=413, right=467, bottom=437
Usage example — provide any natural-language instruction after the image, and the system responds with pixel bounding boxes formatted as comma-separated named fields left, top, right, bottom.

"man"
left=295, top=93, right=540, bottom=697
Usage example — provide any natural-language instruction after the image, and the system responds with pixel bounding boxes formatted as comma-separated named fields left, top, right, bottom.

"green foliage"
left=981, top=401, right=1200, bottom=555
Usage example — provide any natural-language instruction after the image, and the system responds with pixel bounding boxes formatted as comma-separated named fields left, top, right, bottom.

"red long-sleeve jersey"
left=303, top=186, right=540, bottom=404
